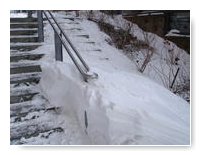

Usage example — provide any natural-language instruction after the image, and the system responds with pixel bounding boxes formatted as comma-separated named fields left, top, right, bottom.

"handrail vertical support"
left=42, top=10, right=98, bottom=81
left=54, top=32, right=63, bottom=61
left=28, top=10, right=33, bottom=18
left=37, top=10, right=44, bottom=42
left=170, top=67, right=180, bottom=89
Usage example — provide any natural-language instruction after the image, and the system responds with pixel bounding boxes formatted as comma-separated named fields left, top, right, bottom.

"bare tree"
left=139, top=32, right=155, bottom=73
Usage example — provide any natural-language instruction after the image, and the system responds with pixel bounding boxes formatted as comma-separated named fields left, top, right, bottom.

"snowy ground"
left=13, top=11, right=190, bottom=145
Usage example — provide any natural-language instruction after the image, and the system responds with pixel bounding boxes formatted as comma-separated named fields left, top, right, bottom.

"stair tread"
left=10, top=61, right=41, bottom=67
left=10, top=121, right=64, bottom=141
left=10, top=42, right=42, bottom=45
left=10, top=35, right=38, bottom=38
left=10, top=22, right=38, bottom=25
left=10, top=28, right=38, bottom=31
left=9, top=17, right=62, bottom=145
left=10, top=23, right=38, bottom=29
left=10, top=44, right=41, bottom=51
left=10, top=84, right=39, bottom=93
left=10, top=18, right=38, bottom=23
left=10, top=52, right=43, bottom=61
left=10, top=66, right=41, bottom=75
left=10, top=73, right=41, bottom=87
left=10, top=98, right=47, bottom=118
left=10, top=52, right=44, bottom=56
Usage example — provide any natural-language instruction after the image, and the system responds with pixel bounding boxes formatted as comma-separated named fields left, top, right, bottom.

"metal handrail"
left=42, top=10, right=98, bottom=82
left=47, top=11, right=90, bottom=72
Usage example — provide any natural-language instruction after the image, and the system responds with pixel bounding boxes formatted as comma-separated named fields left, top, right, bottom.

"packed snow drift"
left=40, top=61, right=189, bottom=145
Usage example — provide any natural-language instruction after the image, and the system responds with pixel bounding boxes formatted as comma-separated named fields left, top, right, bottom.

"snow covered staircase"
left=10, top=17, right=64, bottom=145
left=61, top=17, right=102, bottom=52
left=10, top=17, right=43, bottom=104
left=10, top=18, right=41, bottom=51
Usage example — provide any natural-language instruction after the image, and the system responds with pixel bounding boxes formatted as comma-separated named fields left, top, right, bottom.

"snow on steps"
left=10, top=23, right=38, bottom=29
left=10, top=95, right=60, bottom=124
left=10, top=29, right=38, bottom=36
left=10, top=18, right=38, bottom=23
left=10, top=43, right=41, bottom=51
left=10, top=65, right=41, bottom=74
left=10, top=120, right=64, bottom=144
left=10, top=61, right=41, bottom=74
left=10, top=72, right=41, bottom=85
left=10, top=18, right=68, bottom=145
left=10, top=36, right=39, bottom=43
left=10, top=85, right=40, bottom=104
left=10, top=52, right=44, bottom=62
left=10, top=95, right=87, bottom=145
left=10, top=97, right=46, bottom=117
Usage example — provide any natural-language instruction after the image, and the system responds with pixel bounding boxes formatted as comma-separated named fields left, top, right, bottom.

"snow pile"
left=39, top=62, right=110, bottom=144
left=39, top=61, right=190, bottom=145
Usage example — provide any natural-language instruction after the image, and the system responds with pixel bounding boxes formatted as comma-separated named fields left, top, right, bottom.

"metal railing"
left=37, top=10, right=98, bottom=82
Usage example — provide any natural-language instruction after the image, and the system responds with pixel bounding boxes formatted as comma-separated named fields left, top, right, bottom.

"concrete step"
left=84, top=41, right=95, bottom=44
left=10, top=97, right=49, bottom=118
left=10, top=61, right=40, bottom=67
left=10, top=109, right=44, bottom=123
left=10, top=65, right=41, bottom=74
left=10, top=29, right=37, bottom=36
left=11, top=106, right=59, bottom=123
left=10, top=92, right=39, bottom=104
left=75, top=34, right=90, bottom=38
left=10, top=85, right=40, bottom=104
left=86, top=49, right=102, bottom=52
left=66, top=28, right=82, bottom=31
left=67, top=22, right=79, bottom=25
left=10, top=72, right=41, bottom=85
left=10, top=53, right=44, bottom=62
left=10, top=107, right=60, bottom=123
left=63, top=17, right=82, bottom=21
left=10, top=44, right=41, bottom=51
left=10, top=36, right=39, bottom=43
left=10, top=61, right=41, bottom=74
left=10, top=50, right=19, bottom=53
left=10, top=122, right=64, bottom=143
left=10, top=18, right=38, bottom=23
left=10, top=23, right=38, bottom=29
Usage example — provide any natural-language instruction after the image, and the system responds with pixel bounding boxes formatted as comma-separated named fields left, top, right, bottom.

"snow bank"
left=39, top=62, right=110, bottom=144
left=39, top=61, right=190, bottom=145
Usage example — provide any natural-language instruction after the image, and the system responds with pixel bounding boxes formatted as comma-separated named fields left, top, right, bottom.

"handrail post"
left=42, top=10, right=98, bottom=81
left=170, top=67, right=180, bottom=89
left=28, top=10, right=33, bottom=18
left=54, top=32, right=63, bottom=61
left=37, top=10, right=44, bottom=42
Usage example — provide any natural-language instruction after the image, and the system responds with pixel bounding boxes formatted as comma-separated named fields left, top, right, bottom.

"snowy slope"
left=78, top=11, right=190, bottom=101
left=35, top=11, right=190, bottom=145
